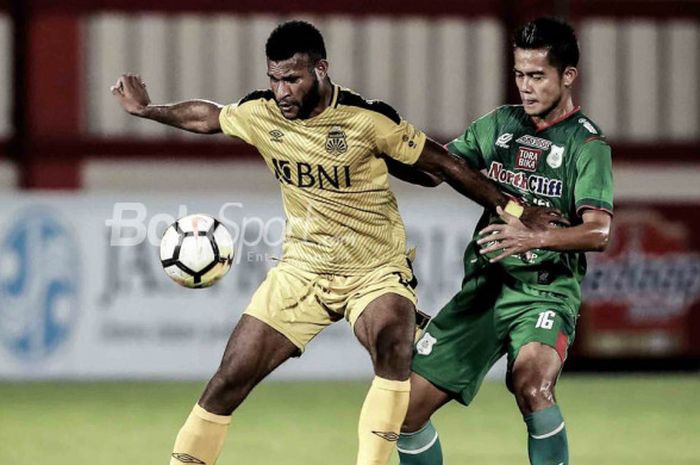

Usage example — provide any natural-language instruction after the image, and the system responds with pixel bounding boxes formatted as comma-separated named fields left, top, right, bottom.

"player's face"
left=513, top=48, right=566, bottom=117
left=267, top=54, right=323, bottom=120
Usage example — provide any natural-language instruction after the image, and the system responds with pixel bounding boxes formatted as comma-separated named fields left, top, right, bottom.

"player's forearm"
left=416, top=139, right=509, bottom=208
left=138, top=100, right=223, bottom=134
left=439, top=153, right=509, bottom=209
left=534, top=222, right=610, bottom=252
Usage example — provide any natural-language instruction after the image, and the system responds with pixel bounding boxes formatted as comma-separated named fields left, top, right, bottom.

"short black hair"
left=265, top=20, right=327, bottom=63
left=513, top=17, right=579, bottom=73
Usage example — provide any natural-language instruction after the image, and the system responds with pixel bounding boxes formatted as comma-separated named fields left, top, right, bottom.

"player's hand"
left=520, top=204, right=570, bottom=230
left=477, top=206, right=541, bottom=263
left=110, top=73, right=151, bottom=116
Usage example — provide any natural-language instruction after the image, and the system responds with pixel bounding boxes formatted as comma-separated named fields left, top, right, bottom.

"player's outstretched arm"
left=413, top=138, right=564, bottom=229
left=477, top=208, right=612, bottom=262
left=111, top=74, right=223, bottom=134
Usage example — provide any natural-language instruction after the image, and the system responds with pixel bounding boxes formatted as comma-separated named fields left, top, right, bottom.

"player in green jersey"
left=396, top=18, right=613, bottom=465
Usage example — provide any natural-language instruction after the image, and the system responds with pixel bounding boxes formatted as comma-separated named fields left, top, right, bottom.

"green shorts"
left=412, top=265, right=579, bottom=405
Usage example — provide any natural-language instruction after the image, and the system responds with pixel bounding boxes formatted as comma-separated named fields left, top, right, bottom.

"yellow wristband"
left=504, top=200, right=524, bottom=218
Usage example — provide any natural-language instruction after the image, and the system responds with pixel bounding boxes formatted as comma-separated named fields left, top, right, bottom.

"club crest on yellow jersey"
left=325, top=126, right=348, bottom=155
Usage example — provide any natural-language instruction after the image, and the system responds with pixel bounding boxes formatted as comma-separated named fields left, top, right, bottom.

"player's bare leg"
left=511, top=341, right=569, bottom=465
left=170, top=315, right=298, bottom=465
left=396, top=373, right=451, bottom=464
left=199, top=314, right=299, bottom=414
left=353, top=293, right=416, bottom=465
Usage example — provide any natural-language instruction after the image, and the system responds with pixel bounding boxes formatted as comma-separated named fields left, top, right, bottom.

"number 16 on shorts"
left=535, top=310, right=556, bottom=330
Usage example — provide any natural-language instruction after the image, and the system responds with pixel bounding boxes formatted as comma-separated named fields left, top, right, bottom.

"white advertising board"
left=0, top=189, right=485, bottom=380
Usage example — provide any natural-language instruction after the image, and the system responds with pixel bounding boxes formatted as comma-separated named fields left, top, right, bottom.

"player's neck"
left=307, top=78, right=334, bottom=119
left=530, top=97, right=576, bottom=131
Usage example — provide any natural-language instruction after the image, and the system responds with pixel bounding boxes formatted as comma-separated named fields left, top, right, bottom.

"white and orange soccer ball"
left=159, top=214, right=234, bottom=288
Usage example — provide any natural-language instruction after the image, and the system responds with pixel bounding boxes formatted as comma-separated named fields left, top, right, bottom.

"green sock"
left=397, top=421, right=443, bottom=465
left=525, top=405, right=569, bottom=465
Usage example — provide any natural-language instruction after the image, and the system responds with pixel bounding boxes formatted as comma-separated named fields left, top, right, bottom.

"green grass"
left=1, top=375, right=698, bottom=464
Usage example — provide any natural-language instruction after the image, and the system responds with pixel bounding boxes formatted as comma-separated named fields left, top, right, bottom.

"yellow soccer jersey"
left=219, top=84, right=426, bottom=274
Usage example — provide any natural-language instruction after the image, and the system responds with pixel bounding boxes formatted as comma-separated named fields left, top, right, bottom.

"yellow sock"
left=356, top=376, right=411, bottom=465
left=169, top=404, right=231, bottom=465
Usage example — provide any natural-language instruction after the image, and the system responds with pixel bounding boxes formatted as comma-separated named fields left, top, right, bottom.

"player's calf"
left=511, top=342, right=569, bottom=465
left=170, top=315, right=298, bottom=465
left=397, top=373, right=450, bottom=465
left=354, top=293, right=416, bottom=465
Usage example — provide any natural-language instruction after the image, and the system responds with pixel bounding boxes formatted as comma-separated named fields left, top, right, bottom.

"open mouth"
left=278, top=102, right=296, bottom=111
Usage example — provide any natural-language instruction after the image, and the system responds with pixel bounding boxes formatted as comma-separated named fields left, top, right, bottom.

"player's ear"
left=315, top=59, right=329, bottom=80
left=562, top=66, right=578, bottom=88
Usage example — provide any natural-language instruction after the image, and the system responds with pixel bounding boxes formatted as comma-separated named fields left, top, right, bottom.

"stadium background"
left=0, top=0, right=698, bottom=464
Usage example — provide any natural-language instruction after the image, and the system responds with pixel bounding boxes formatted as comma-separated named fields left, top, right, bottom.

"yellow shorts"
left=244, top=261, right=417, bottom=352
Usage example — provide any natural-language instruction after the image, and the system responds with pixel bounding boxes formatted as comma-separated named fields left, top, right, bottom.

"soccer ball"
left=160, top=214, right=234, bottom=288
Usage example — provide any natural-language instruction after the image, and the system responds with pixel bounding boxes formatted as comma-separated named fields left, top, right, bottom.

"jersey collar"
left=532, top=105, right=581, bottom=133
left=329, top=83, right=339, bottom=108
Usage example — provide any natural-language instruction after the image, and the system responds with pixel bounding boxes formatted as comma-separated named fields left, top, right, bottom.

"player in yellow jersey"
left=112, top=20, right=560, bottom=465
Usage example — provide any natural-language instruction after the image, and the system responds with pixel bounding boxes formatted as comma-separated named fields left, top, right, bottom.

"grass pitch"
left=1, top=375, right=698, bottom=464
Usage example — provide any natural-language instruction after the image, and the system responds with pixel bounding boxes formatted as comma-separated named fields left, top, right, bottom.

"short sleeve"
left=374, top=115, right=427, bottom=165
left=446, top=110, right=499, bottom=169
left=574, top=139, right=614, bottom=216
left=219, top=103, right=254, bottom=144
left=447, top=124, right=485, bottom=169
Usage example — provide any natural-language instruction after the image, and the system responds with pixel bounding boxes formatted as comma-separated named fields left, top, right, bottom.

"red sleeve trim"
left=583, top=135, right=606, bottom=144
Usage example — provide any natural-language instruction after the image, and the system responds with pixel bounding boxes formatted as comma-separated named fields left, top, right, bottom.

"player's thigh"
left=349, top=265, right=417, bottom=354
left=353, top=291, right=416, bottom=379
left=402, top=372, right=453, bottom=433
left=245, top=262, right=335, bottom=353
left=412, top=286, right=505, bottom=406
left=505, top=304, right=575, bottom=394
left=353, top=292, right=416, bottom=350
left=216, top=314, right=299, bottom=380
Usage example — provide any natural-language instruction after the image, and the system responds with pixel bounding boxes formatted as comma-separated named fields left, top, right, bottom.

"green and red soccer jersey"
left=448, top=105, right=614, bottom=296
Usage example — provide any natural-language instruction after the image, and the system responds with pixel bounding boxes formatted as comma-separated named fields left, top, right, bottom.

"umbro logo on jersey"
left=172, top=453, right=205, bottom=464
left=495, top=133, right=513, bottom=148
left=515, top=134, right=552, bottom=150
left=326, top=126, right=348, bottom=154
left=269, top=129, right=284, bottom=143
left=372, top=431, right=400, bottom=442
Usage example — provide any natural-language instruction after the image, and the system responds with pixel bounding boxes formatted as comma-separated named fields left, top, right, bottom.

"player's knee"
left=514, top=376, right=556, bottom=415
left=372, top=324, right=413, bottom=378
left=200, top=369, right=254, bottom=414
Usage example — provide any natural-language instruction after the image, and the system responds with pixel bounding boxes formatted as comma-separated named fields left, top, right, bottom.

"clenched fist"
left=111, top=73, right=151, bottom=116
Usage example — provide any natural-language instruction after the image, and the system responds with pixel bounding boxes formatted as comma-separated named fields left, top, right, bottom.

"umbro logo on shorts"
left=373, top=431, right=400, bottom=441
left=172, top=453, right=206, bottom=464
